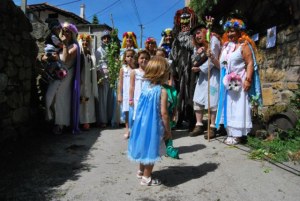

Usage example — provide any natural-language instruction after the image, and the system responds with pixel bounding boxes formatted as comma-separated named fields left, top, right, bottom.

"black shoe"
left=204, top=128, right=216, bottom=139
left=216, top=124, right=227, bottom=136
left=189, top=125, right=204, bottom=137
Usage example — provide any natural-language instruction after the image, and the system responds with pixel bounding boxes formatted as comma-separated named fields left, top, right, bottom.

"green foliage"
left=247, top=84, right=300, bottom=163
left=189, top=0, right=219, bottom=23
left=287, top=84, right=300, bottom=139
left=106, top=29, right=121, bottom=89
left=92, top=15, right=99, bottom=24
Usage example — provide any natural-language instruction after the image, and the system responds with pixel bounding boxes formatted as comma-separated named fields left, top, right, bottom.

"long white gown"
left=218, top=42, right=252, bottom=137
left=79, top=52, right=97, bottom=124
left=45, top=44, right=76, bottom=126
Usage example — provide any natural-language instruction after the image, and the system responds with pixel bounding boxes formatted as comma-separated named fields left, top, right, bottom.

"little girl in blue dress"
left=128, top=56, right=172, bottom=186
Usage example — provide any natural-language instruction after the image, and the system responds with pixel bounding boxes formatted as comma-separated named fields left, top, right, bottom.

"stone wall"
left=0, top=0, right=38, bottom=142
left=257, top=24, right=300, bottom=120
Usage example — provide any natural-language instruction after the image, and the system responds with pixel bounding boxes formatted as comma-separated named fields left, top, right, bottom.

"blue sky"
left=13, top=0, right=185, bottom=48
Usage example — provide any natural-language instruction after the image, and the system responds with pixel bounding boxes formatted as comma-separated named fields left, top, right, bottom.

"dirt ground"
left=0, top=127, right=299, bottom=201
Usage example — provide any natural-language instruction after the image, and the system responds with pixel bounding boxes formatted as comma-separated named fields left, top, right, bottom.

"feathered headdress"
left=121, top=31, right=138, bottom=49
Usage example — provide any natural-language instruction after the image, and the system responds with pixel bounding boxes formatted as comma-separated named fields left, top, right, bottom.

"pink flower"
left=223, top=72, right=242, bottom=91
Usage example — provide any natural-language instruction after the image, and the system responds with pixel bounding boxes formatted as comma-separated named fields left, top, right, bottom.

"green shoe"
left=165, top=139, right=179, bottom=159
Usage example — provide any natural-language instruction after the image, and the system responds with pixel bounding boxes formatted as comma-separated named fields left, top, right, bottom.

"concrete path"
left=0, top=127, right=299, bottom=201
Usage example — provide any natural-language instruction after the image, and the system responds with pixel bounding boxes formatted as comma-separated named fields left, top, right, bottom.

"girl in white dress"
left=118, top=49, right=136, bottom=139
left=129, top=50, right=151, bottom=120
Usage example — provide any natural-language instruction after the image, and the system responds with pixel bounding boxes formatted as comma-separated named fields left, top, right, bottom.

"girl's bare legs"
left=143, top=165, right=154, bottom=178
left=137, top=163, right=145, bottom=178
left=124, top=112, right=129, bottom=139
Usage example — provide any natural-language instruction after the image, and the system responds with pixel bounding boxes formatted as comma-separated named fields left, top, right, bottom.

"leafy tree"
left=106, top=29, right=121, bottom=89
left=92, top=15, right=99, bottom=24
left=189, top=0, right=219, bottom=23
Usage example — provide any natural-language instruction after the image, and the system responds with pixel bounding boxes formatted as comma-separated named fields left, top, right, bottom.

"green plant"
left=189, top=0, right=219, bottom=23
left=247, top=85, right=300, bottom=163
left=106, top=29, right=121, bottom=89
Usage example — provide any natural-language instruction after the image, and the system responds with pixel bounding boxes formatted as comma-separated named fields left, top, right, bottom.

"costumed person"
left=118, top=49, right=136, bottom=139
left=95, top=30, right=114, bottom=128
left=45, top=18, right=63, bottom=51
left=189, top=23, right=222, bottom=139
left=159, top=28, right=174, bottom=57
left=170, top=7, right=198, bottom=131
left=78, top=33, right=98, bottom=130
left=144, top=37, right=157, bottom=57
left=128, top=56, right=172, bottom=186
left=155, top=49, right=179, bottom=159
left=216, top=18, right=262, bottom=145
left=120, top=31, right=138, bottom=60
left=44, top=22, right=81, bottom=134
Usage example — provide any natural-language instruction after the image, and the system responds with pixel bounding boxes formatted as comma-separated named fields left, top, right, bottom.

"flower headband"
left=223, top=19, right=246, bottom=31
left=78, top=33, right=92, bottom=41
left=145, top=37, right=156, bottom=44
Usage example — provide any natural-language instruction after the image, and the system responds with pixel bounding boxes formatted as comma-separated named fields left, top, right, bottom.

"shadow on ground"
left=154, top=162, right=219, bottom=187
left=0, top=128, right=101, bottom=200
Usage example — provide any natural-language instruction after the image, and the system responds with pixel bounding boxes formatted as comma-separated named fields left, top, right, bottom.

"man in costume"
left=170, top=7, right=198, bottom=131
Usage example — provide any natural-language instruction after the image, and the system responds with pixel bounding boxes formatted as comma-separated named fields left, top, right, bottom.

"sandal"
left=140, top=176, right=161, bottom=186
left=224, top=137, right=240, bottom=145
left=136, top=170, right=143, bottom=179
left=124, top=132, right=130, bottom=139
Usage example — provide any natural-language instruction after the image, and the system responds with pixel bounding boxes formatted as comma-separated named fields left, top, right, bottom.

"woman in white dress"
left=217, top=18, right=258, bottom=145
left=44, top=22, right=80, bottom=134
left=78, top=33, right=98, bottom=130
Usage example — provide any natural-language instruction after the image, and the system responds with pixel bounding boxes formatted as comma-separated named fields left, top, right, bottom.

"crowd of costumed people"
left=39, top=7, right=262, bottom=186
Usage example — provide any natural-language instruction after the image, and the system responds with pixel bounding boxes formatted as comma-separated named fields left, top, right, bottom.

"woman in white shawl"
left=78, top=33, right=98, bottom=130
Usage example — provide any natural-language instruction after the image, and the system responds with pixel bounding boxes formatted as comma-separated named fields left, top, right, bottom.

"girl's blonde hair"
left=144, top=56, right=170, bottom=84
left=122, top=49, right=136, bottom=64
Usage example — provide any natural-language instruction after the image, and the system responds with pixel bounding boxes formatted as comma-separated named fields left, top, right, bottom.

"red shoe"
left=82, top=123, right=90, bottom=131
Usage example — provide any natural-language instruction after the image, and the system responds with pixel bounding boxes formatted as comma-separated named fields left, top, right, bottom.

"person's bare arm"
left=161, top=88, right=171, bottom=140
left=61, top=43, right=77, bottom=63
left=242, top=43, right=254, bottom=91
left=117, top=68, right=124, bottom=103
left=129, top=70, right=136, bottom=106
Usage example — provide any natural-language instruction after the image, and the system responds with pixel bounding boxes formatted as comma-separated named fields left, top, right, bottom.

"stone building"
left=0, top=0, right=38, bottom=142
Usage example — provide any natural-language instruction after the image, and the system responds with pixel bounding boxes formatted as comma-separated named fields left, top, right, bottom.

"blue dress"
left=128, top=81, right=164, bottom=165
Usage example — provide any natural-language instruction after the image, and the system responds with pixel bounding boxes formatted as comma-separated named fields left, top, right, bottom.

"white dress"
left=45, top=44, right=76, bottom=126
left=219, top=42, right=252, bottom=137
left=133, top=68, right=145, bottom=119
left=122, top=65, right=132, bottom=112
left=95, top=45, right=114, bottom=125
left=79, top=53, right=97, bottom=124
left=193, top=36, right=221, bottom=109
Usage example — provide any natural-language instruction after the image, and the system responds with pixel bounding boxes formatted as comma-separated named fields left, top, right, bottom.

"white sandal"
left=136, top=170, right=143, bottom=179
left=225, top=137, right=240, bottom=145
left=140, top=176, right=161, bottom=186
